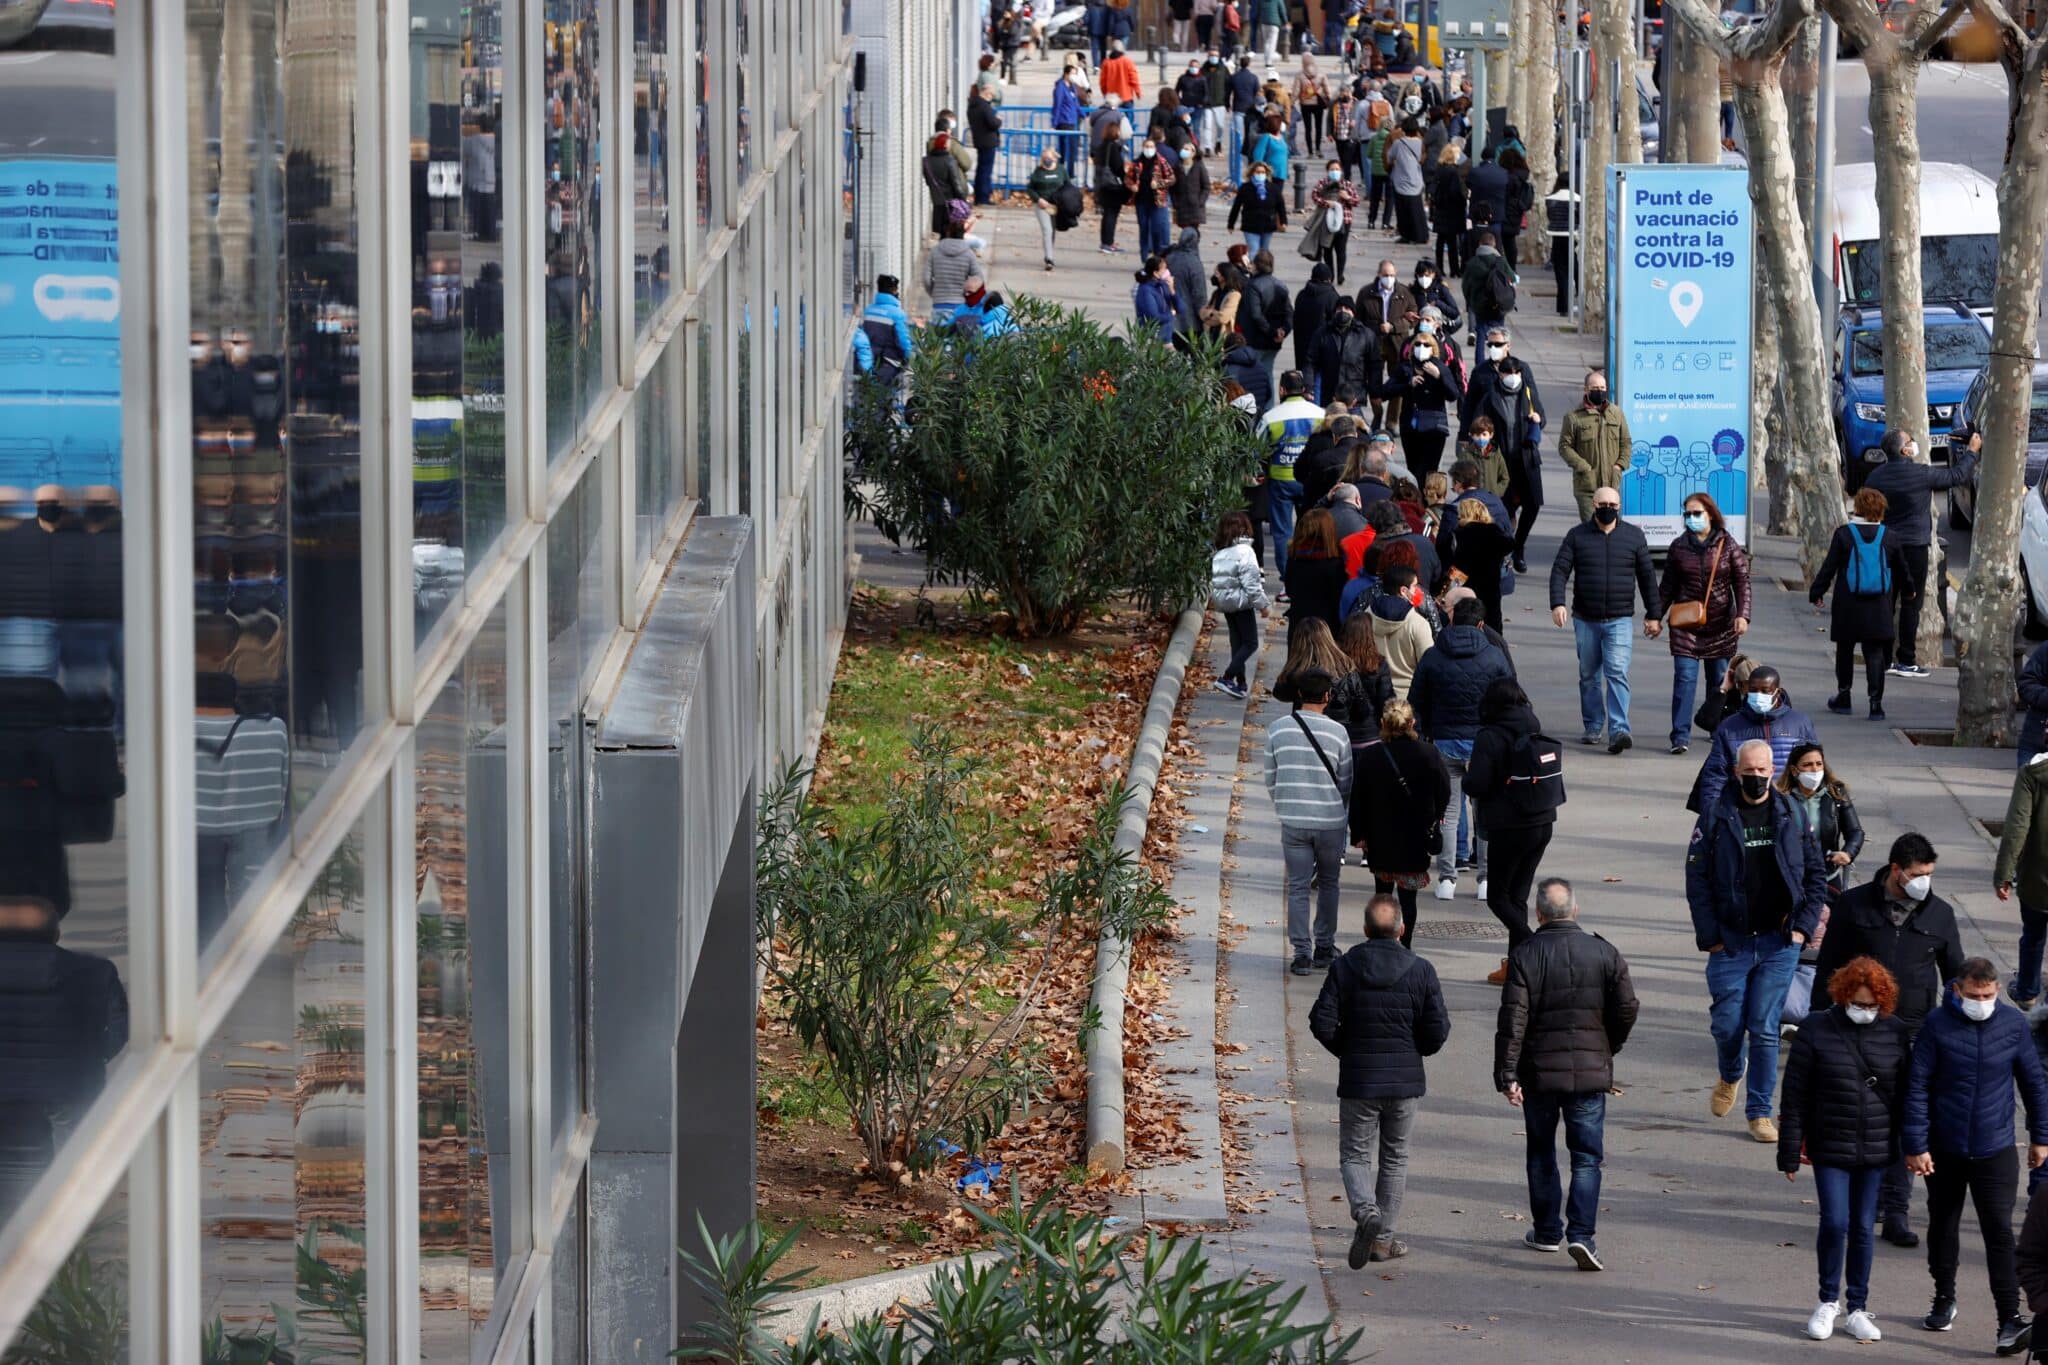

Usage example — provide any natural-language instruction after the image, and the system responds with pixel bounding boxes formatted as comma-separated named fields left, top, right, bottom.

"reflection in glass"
left=550, top=1174, right=585, bottom=1362
left=635, top=353, right=678, bottom=568
left=545, top=2, right=605, bottom=458
left=417, top=602, right=509, bottom=1359
left=8, top=1174, right=128, bottom=1359
left=735, top=0, right=752, bottom=185
left=544, top=473, right=598, bottom=1152
left=199, top=824, right=368, bottom=1359
left=693, top=0, right=715, bottom=240
left=736, top=229, right=752, bottom=516
left=411, top=0, right=509, bottom=640
left=634, top=0, right=671, bottom=326
left=0, top=0, right=131, bottom=1234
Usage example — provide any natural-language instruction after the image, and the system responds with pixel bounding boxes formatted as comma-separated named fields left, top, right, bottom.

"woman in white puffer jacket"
left=1211, top=509, right=1270, bottom=699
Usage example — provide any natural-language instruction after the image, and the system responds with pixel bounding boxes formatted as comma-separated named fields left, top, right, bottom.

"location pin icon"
left=1670, top=281, right=1704, bottom=328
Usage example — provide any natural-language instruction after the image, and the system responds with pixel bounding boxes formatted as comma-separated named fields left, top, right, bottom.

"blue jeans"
left=1138, top=204, right=1171, bottom=258
left=1243, top=230, right=1273, bottom=257
left=1704, top=933, right=1803, bottom=1119
left=1572, top=614, right=1634, bottom=739
left=2016, top=903, right=2048, bottom=1001
left=1670, top=654, right=1729, bottom=749
left=1524, top=1090, right=1605, bottom=1244
left=1432, top=739, right=1485, bottom=883
left=1268, top=478, right=1302, bottom=576
left=1813, top=1164, right=1883, bottom=1312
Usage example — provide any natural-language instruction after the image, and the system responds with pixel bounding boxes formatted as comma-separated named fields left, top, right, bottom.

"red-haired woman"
left=1776, top=955, right=1911, bottom=1344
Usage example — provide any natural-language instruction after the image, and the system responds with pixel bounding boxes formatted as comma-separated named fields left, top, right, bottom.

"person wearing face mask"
left=1382, top=329, right=1464, bottom=477
left=1557, top=370, right=1630, bottom=523
left=1169, top=141, right=1211, bottom=237
left=1227, top=161, right=1288, bottom=257
left=1776, top=956, right=1911, bottom=1344
left=1815, top=832, right=1967, bottom=1248
left=1354, top=260, right=1417, bottom=426
left=967, top=85, right=1004, bottom=206
left=1052, top=65, right=1089, bottom=177
left=1685, top=737, right=1829, bottom=1144
left=1860, top=426, right=1979, bottom=679
left=1900, top=957, right=2048, bottom=1352
left=1660, top=492, right=1753, bottom=754
left=1457, top=418, right=1510, bottom=500
left=1027, top=151, right=1073, bottom=271
left=1410, top=259, right=1462, bottom=331
left=1292, top=262, right=1343, bottom=380
left=1366, top=563, right=1437, bottom=694
left=1995, top=747, right=2048, bottom=1010
left=1694, top=663, right=1820, bottom=813
left=1309, top=161, right=1361, bottom=285
left=1314, top=299, right=1373, bottom=407
left=1549, top=488, right=1661, bottom=753
left=1776, top=744, right=1863, bottom=1028
left=1121, top=133, right=1179, bottom=259
left=1809, top=485, right=1911, bottom=720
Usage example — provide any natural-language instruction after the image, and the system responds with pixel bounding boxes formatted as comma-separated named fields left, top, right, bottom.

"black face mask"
left=1585, top=390, right=1608, bottom=409
left=1592, top=506, right=1619, bottom=526
left=1738, top=773, right=1772, bottom=802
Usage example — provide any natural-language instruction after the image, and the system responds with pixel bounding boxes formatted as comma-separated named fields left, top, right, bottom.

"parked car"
left=2021, top=440, right=2048, bottom=639
left=1830, top=303, right=1990, bottom=491
left=1949, top=360, right=2048, bottom=530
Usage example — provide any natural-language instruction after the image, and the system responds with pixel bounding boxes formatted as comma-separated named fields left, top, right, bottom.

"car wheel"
left=1949, top=486, right=1971, bottom=531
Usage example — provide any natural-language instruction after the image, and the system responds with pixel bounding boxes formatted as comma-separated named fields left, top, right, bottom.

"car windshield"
left=1848, top=322, right=1991, bottom=377
left=1841, top=234, right=1999, bottom=311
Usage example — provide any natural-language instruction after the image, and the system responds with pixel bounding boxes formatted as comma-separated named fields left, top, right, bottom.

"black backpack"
left=1500, top=728, right=1566, bottom=819
left=1481, top=258, right=1518, bottom=318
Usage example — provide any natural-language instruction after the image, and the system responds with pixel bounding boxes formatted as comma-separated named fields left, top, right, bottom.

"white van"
left=1828, top=162, right=2000, bottom=320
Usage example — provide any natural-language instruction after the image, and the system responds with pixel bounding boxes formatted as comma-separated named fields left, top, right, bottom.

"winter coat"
left=0, top=933, right=129, bottom=1115
left=1368, top=592, right=1434, bottom=693
left=1353, top=279, right=1418, bottom=365
left=1684, top=786, right=1829, bottom=951
left=967, top=92, right=1003, bottom=152
left=1998, top=756, right=2048, bottom=909
left=1549, top=519, right=1658, bottom=624
left=1311, top=175, right=1360, bottom=232
left=1790, top=786, right=1864, bottom=895
left=2022, top=640, right=2048, bottom=758
left=1099, top=54, right=1143, bottom=105
left=922, top=144, right=971, bottom=209
left=1464, top=158, right=1512, bottom=230
left=1222, top=343, right=1272, bottom=410
left=1292, top=280, right=1342, bottom=375
left=1463, top=702, right=1558, bottom=832
left=1283, top=553, right=1348, bottom=637
left=1557, top=404, right=1631, bottom=503
left=1904, top=994, right=2048, bottom=1159
left=1238, top=271, right=1293, bottom=351
left=1406, top=624, right=1514, bottom=742
left=1494, top=921, right=1639, bottom=1096
left=1310, top=938, right=1451, bottom=1100
left=851, top=291, right=915, bottom=378
left=1776, top=1007, right=1913, bottom=1173
left=1382, top=349, right=1464, bottom=436
left=1461, top=248, right=1517, bottom=321
left=1210, top=538, right=1268, bottom=612
left=1808, top=521, right=1908, bottom=645
left=1177, top=71, right=1211, bottom=109
left=1462, top=372, right=1543, bottom=506
left=1348, top=735, right=1451, bottom=873
left=1863, top=446, right=1978, bottom=549
left=1122, top=150, right=1179, bottom=208
left=1695, top=692, right=1821, bottom=813
left=1314, top=315, right=1373, bottom=405
left=1815, top=876, right=1967, bottom=1027
left=1165, top=232, right=1208, bottom=333
left=923, top=238, right=982, bottom=309
left=1659, top=528, right=1752, bottom=662
left=1134, top=277, right=1178, bottom=341
left=1464, top=442, right=1512, bottom=499
left=1052, top=78, right=1087, bottom=128
left=1171, top=153, right=1212, bottom=226
left=1228, top=178, right=1288, bottom=234
left=1327, top=663, right=1395, bottom=745
left=1412, top=276, right=1462, bottom=330
left=1431, top=163, right=1467, bottom=232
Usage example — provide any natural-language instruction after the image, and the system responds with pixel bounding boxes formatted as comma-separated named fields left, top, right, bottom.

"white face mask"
left=1500, top=373, right=1523, bottom=393
left=1796, top=770, right=1824, bottom=792
left=1846, top=1005, right=1880, bottom=1026
left=1486, top=343, right=1507, bottom=361
left=1413, top=345, right=1432, bottom=360
left=1960, top=996, right=1997, bottom=1022
left=1904, top=873, right=1932, bottom=901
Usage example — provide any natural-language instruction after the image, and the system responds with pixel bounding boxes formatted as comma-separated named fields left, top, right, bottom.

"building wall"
left=0, top=0, right=951, bottom=1357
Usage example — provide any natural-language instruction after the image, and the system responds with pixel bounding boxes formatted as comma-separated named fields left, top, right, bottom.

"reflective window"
left=544, top=471, right=599, bottom=1152
left=736, top=0, right=753, bottom=184
left=735, top=231, right=753, bottom=516
left=635, top=349, right=679, bottom=569
left=0, top=0, right=131, bottom=1235
left=411, top=0, right=509, bottom=642
left=693, top=0, right=716, bottom=241
left=189, top=0, right=364, bottom=948
left=417, top=600, right=510, bottom=1359
left=10, top=1173, right=128, bottom=1359
left=545, top=4, right=605, bottom=458
left=841, top=89, right=860, bottom=322
left=635, top=0, right=671, bottom=326
left=693, top=300, right=716, bottom=515
left=199, top=823, right=368, bottom=1358
left=550, top=1174, right=586, bottom=1362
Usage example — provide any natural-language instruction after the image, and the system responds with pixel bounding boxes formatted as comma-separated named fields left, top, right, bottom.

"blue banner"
left=1605, top=164, right=1754, bottom=545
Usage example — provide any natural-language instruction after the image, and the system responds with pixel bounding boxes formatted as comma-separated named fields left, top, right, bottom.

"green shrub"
left=849, top=299, right=1256, bottom=637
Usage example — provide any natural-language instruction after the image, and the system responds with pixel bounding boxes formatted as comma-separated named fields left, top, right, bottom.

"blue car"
left=1831, top=303, right=1990, bottom=492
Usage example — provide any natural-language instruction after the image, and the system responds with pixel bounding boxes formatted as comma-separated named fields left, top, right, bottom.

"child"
left=1210, top=510, right=1268, bottom=698
left=1459, top=414, right=1511, bottom=500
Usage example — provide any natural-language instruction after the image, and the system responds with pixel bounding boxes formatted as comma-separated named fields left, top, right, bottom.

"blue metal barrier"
left=984, top=103, right=1250, bottom=195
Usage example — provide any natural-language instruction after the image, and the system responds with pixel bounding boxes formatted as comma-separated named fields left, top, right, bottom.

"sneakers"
left=2012, top=977, right=2041, bottom=1010
left=1843, top=1309, right=1882, bottom=1343
left=1486, top=958, right=1509, bottom=985
left=1312, top=945, right=1336, bottom=969
left=1434, top=878, right=1456, bottom=901
left=1882, top=1216, right=1919, bottom=1248
left=1369, top=1236, right=1408, bottom=1261
left=1669, top=742, right=1689, bottom=755
left=1274, top=591, right=1290, bottom=604
left=1710, top=1077, right=1740, bottom=1118
left=1891, top=662, right=1932, bottom=679
left=1580, top=732, right=1604, bottom=746
left=1806, top=1301, right=1841, bottom=1341
left=1347, top=1211, right=1381, bottom=1270
left=1827, top=690, right=1853, bottom=715
left=1476, top=878, right=1489, bottom=900
left=1997, top=1316, right=2034, bottom=1356
left=1923, top=1296, right=1958, bottom=1332
left=1607, top=732, right=1632, bottom=755
left=1289, top=952, right=1312, bottom=976
left=1748, top=1116, right=1779, bottom=1143
left=1211, top=677, right=1247, bottom=700
left=1567, top=1238, right=1603, bottom=1271
left=1522, top=1227, right=1563, bottom=1253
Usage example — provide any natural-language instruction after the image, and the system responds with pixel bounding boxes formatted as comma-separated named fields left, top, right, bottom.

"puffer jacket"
left=1309, top=937, right=1451, bottom=1100
left=1684, top=786, right=1829, bottom=952
left=1462, top=702, right=1558, bottom=832
left=1694, top=692, right=1820, bottom=813
left=1813, top=876, right=1965, bottom=1026
left=1326, top=662, right=1394, bottom=745
left=1494, top=921, right=1638, bottom=1096
left=1904, top=993, right=2048, bottom=1159
left=1999, top=755, right=2048, bottom=909
left=1659, top=528, right=1753, bottom=662
left=1406, top=624, right=1513, bottom=742
left=0, top=932, right=129, bottom=1114
left=1550, top=518, right=1658, bottom=623
left=1776, top=1006, right=1912, bottom=1172
left=1368, top=593, right=1434, bottom=694
left=1210, top=538, right=1267, bottom=612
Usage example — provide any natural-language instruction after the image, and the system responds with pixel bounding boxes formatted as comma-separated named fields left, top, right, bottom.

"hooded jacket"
left=1368, top=592, right=1435, bottom=694
left=1776, top=1005, right=1913, bottom=1173
left=1904, top=993, right=2048, bottom=1159
left=1407, top=624, right=1513, bottom=742
left=1292, top=277, right=1342, bottom=375
left=1310, top=937, right=1451, bottom=1100
left=1695, top=691, right=1820, bottom=812
left=1494, top=921, right=1638, bottom=1095
left=1813, top=875, right=1966, bottom=1026
left=1684, top=785, right=1829, bottom=952
left=1998, top=754, right=2048, bottom=910
left=1165, top=231, right=1208, bottom=333
left=1171, top=152, right=1212, bottom=226
left=1314, top=311, right=1372, bottom=404
left=1463, top=701, right=1557, bottom=832
left=850, top=291, right=915, bottom=378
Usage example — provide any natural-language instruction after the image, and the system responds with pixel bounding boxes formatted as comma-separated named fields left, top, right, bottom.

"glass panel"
left=694, top=303, right=714, bottom=515
left=736, top=231, right=752, bottom=516
left=8, top=1172, right=128, bottom=1359
left=545, top=2, right=605, bottom=459
left=410, top=0, right=509, bottom=642
left=841, top=88, right=858, bottom=324
left=634, top=0, right=672, bottom=328
left=735, top=0, right=752, bottom=185
left=635, top=351, right=678, bottom=569
left=189, top=0, right=364, bottom=949
left=544, top=472, right=597, bottom=1151
left=0, top=0, right=132, bottom=1237
left=199, top=824, right=368, bottom=1359
left=549, top=1174, right=585, bottom=1363
left=417, top=601, right=510, bottom=1359
left=693, top=0, right=716, bottom=242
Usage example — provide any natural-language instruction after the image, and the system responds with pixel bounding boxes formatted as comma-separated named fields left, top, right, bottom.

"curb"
left=1085, top=605, right=1208, bottom=1175
left=763, top=1249, right=1007, bottom=1336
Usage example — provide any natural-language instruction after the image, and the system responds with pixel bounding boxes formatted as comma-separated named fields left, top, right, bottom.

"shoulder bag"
left=1667, top=538, right=1720, bottom=632
left=1377, top=743, right=1444, bottom=856
left=1292, top=711, right=1345, bottom=797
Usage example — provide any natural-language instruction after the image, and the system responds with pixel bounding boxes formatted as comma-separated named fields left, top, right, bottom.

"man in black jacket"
left=1813, top=831, right=1966, bottom=1246
left=967, top=87, right=1003, bottom=205
left=1496, top=878, right=1639, bottom=1272
left=1239, top=250, right=1294, bottom=397
left=1310, top=893, right=1451, bottom=1268
left=1861, top=428, right=1978, bottom=677
left=1410, top=597, right=1515, bottom=901
left=1549, top=487, right=1661, bottom=753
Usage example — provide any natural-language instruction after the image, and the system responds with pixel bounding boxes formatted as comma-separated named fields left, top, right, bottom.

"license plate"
left=1927, top=433, right=1949, bottom=448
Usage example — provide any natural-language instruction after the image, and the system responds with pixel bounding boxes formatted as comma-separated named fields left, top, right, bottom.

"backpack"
left=1844, top=523, right=1892, bottom=595
left=1222, top=2, right=1243, bottom=31
left=1501, top=729, right=1567, bottom=819
left=1479, top=258, right=1517, bottom=318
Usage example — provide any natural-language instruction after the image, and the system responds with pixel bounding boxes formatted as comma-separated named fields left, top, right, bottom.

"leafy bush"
left=849, top=298, right=1256, bottom=637
left=755, top=730, right=1170, bottom=1180
left=676, top=1192, right=1361, bottom=1363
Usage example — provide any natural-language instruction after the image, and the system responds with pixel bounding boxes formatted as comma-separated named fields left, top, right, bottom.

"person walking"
left=1449, top=497, right=1515, bottom=633
left=1293, top=262, right=1343, bottom=379
left=1387, top=117, right=1428, bottom=243
left=1496, top=878, right=1640, bottom=1272
left=1027, top=150, right=1072, bottom=271
left=1998, top=752, right=2048, bottom=1010
left=1367, top=563, right=1435, bottom=693
left=1462, top=349, right=1543, bottom=571
left=967, top=85, right=1003, bottom=205
left=1903, top=958, right=2048, bottom=1354
left=1659, top=491, right=1752, bottom=755
left=1350, top=699, right=1452, bottom=944
left=1332, top=610, right=1395, bottom=751
left=1241, top=250, right=1294, bottom=396
left=1099, top=38, right=1143, bottom=105
left=1777, top=955, right=1913, bottom=1344
left=1408, top=595, right=1513, bottom=904
left=1258, top=367, right=1323, bottom=579
left=1313, top=296, right=1373, bottom=406
left=1210, top=510, right=1268, bottom=699
left=1283, top=507, right=1349, bottom=639
left=1264, top=668, right=1355, bottom=974
left=1383, top=328, right=1462, bottom=478
left=1556, top=370, right=1629, bottom=523
left=1461, top=230, right=1518, bottom=340
left=1464, top=678, right=1564, bottom=982
left=1432, top=143, right=1469, bottom=274
left=1311, top=891, right=1451, bottom=1267
left=1253, top=0, right=1288, bottom=61
left=1860, top=428, right=1979, bottom=679
left=1687, top=736, right=1828, bottom=1142
left=1309, top=161, right=1361, bottom=284
left=1809, top=485, right=1909, bottom=721
left=1227, top=160, right=1288, bottom=255
left=1355, top=259, right=1416, bottom=427
left=1549, top=488, right=1661, bottom=753
left=2019, top=641, right=2048, bottom=770
left=1694, top=663, right=1821, bottom=813
left=1777, top=742, right=1865, bottom=1026
left=1170, top=141, right=1212, bottom=240
left=1813, top=832, right=1966, bottom=1244
left=1093, top=112, right=1131, bottom=254
left=1294, top=54, right=1332, bottom=156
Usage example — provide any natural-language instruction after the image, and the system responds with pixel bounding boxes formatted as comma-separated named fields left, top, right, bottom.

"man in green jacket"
left=1557, top=370, right=1631, bottom=521
left=1996, top=752, right=2048, bottom=1008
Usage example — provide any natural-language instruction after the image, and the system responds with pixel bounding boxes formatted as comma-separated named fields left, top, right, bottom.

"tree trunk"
left=1787, top=16, right=1820, bottom=236
left=1580, top=36, right=1616, bottom=333
left=1954, top=33, right=2048, bottom=745
left=1507, top=0, right=1532, bottom=156
left=1486, top=47, right=1509, bottom=123
left=1669, top=18, right=1722, bottom=161
left=1608, top=0, right=1645, bottom=165
left=1525, top=1, right=1561, bottom=268
left=1753, top=250, right=1795, bottom=535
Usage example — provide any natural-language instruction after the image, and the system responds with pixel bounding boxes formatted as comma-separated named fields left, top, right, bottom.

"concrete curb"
left=1085, top=605, right=1208, bottom=1175
left=763, top=1249, right=1006, bottom=1336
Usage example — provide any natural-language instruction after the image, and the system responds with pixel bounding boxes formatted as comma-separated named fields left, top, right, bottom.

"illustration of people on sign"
left=1620, top=438, right=1669, bottom=517
left=1707, top=428, right=1747, bottom=515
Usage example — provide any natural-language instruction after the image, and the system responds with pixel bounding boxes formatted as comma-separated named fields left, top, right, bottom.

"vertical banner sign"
left=1605, top=164, right=1754, bottom=544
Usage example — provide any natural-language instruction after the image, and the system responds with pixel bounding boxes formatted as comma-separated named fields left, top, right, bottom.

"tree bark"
left=1787, top=16, right=1820, bottom=237
left=1753, top=250, right=1794, bottom=535
left=1954, top=17, right=2048, bottom=745
left=1668, top=15, right=1722, bottom=162
left=1525, top=0, right=1561, bottom=268
left=1581, top=0, right=1638, bottom=331
left=1609, top=0, right=1644, bottom=166
left=1507, top=0, right=1533, bottom=158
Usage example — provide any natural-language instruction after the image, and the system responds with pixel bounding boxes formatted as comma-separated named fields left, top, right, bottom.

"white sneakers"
left=1477, top=878, right=1489, bottom=900
left=1807, top=1302, right=1880, bottom=1342
left=1434, top=878, right=1455, bottom=901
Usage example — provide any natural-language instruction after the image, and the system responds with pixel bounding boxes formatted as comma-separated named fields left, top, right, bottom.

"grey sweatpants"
left=1339, top=1095, right=1418, bottom=1233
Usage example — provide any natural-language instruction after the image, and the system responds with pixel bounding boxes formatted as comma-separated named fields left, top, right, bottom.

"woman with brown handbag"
left=1658, top=491, right=1751, bottom=757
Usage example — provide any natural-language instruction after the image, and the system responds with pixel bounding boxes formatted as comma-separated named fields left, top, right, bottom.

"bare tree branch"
left=1907, top=1, right=1967, bottom=60
left=1964, top=0, right=2031, bottom=49
left=1732, top=0, right=1817, bottom=61
left=1662, top=0, right=1735, bottom=58
left=1818, top=0, right=1888, bottom=57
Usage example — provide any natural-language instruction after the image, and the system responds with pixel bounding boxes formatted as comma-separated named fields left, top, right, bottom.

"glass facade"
left=0, top=0, right=862, bottom=1354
